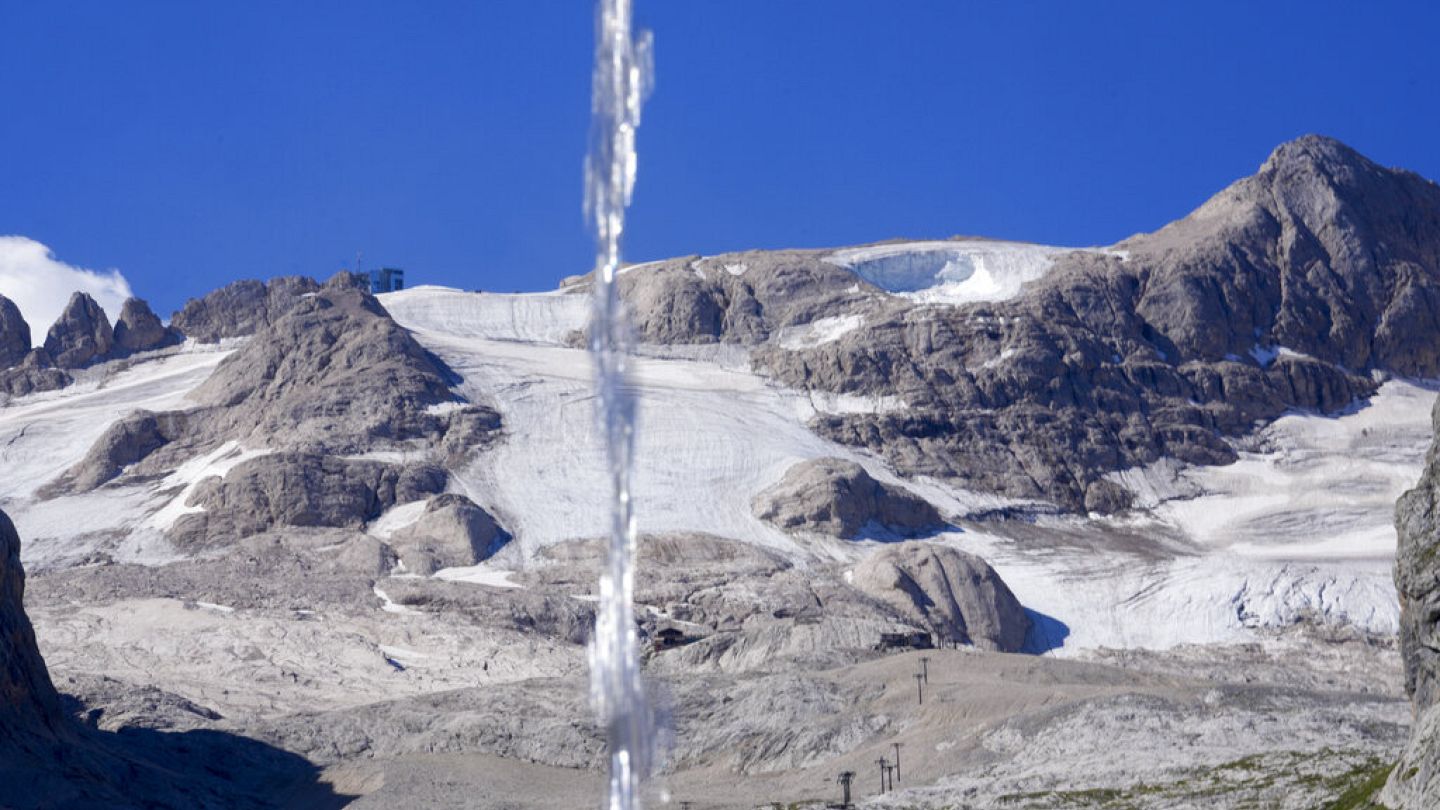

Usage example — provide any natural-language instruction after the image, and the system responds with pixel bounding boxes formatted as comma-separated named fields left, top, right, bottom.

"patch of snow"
left=434, top=564, right=524, bottom=589
left=424, top=401, right=468, bottom=417
left=977, top=348, right=1017, bottom=371
left=147, top=441, right=273, bottom=531
left=1124, top=380, right=1437, bottom=560
left=193, top=601, right=236, bottom=614
left=373, top=585, right=421, bottom=615
left=723, top=263, right=747, bottom=276
left=378, top=644, right=431, bottom=663
left=1249, top=345, right=1310, bottom=367
left=800, top=392, right=908, bottom=416
left=775, top=314, right=865, bottom=350
left=367, top=500, right=430, bottom=540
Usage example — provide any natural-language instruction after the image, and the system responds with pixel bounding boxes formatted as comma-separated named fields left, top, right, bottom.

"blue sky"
left=1, top=1, right=1437, bottom=318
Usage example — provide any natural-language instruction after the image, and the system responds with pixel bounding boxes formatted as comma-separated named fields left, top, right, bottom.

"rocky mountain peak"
left=112, top=297, right=177, bottom=354
left=42, top=291, right=114, bottom=369
left=189, top=283, right=458, bottom=452
left=0, top=295, right=30, bottom=369
left=1260, top=133, right=1377, bottom=177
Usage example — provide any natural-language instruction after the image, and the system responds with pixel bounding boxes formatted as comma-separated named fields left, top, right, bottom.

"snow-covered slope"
left=0, top=285, right=1427, bottom=654
left=380, top=287, right=1425, bottom=651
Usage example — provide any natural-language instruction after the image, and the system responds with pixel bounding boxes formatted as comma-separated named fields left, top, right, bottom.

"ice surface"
left=378, top=286, right=589, bottom=345
left=827, top=240, right=1113, bottom=305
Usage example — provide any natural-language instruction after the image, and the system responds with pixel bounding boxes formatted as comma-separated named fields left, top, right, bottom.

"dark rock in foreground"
left=1385, top=396, right=1440, bottom=808
left=1, top=508, right=344, bottom=809
left=753, top=457, right=943, bottom=539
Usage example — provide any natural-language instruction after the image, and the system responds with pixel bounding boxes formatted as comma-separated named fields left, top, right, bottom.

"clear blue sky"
left=2, top=1, right=1437, bottom=316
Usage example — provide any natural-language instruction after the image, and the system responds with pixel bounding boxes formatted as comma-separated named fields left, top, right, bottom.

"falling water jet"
left=584, top=1, right=653, bottom=809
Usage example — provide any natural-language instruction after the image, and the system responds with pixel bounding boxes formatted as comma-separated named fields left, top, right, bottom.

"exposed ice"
left=826, top=240, right=1114, bottom=305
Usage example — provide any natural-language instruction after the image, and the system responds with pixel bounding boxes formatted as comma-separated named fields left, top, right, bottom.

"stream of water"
left=584, top=1, right=653, bottom=808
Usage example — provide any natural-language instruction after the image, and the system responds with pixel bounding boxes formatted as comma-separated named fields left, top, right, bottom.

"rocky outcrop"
left=44, top=410, right=191, bottom=494
left=610, top=251, right=881, bottom=344
left=1383, top=397, right=1440, bottom=808
left=42, top=291, right=114, bottom=368
left=0, top=350, right=69, bottom=399
left=186, top=276, right=472, bottom=453
left=0, top=294, right=30, bottom=368
left=169, top=453, right=447, bottom=549
left=753, top=458, right=943, bottom=538
left=0, top=508, right=69, bottom=764
left=609, top=136, right=1438, bottom=512
left=55, top=278, right=498, bottom=497
left=389, top=494, right=509, bottom=575
left=112, top=297, right=178, bottom=354
left=170, top=271, right=369, bottom=344
left=851, top=542, right=1030, bottom=651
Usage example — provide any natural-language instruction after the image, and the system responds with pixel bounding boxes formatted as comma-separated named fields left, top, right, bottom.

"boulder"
left=850, top=541, right=1029, bottom=651
left=112, top=297, right=177, bottom=354
left=753, top=458, right=943, bottom=538
left=0, top=294, right=30, bottom=368
left=388, top=494, right=509, bottom=575
left=42, top=291, right=114, bottom=368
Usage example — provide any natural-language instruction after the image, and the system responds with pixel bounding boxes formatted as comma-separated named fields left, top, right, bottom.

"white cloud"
left=0, top=236, right=133, bottom=347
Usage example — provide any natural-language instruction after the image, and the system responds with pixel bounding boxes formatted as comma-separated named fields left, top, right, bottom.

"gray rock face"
left=850, top=541, right=1030, bottom=651
left=169, top=275, right=323, bottom=343
left=610, top=136, right=1437, bottom=512
left=1386, top=396, right=1440, bottom=807
left=42, top=291, right=114, bottom=368
left=56, top=280, right=498, bottom=496
left=170, top=453, right=447, bottom=549
left=43, top=410, right=191, bottom=494
left=0, top=294, right=30, bottom=368
left=113, top=297, right=177, bottom=354
left=753, top=458, right=943, bottom=538
left=187, top=278, right=471, bottom=454
left=1395, top=399, right=1440, bottom=712
left=390, top=494, right=509, bottom=575
left=0, top=349, right=69, bottom=399
left=612, top=251, right=881, bottom=345
left=0, top=508, right=68, bottom=756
